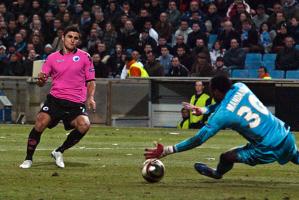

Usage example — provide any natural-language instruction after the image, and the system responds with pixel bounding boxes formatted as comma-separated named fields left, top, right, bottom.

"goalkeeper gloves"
left=144, top=143, right=175, bottom=159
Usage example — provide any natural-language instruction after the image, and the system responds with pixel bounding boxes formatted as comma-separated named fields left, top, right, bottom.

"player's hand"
left=87, top=96, right=96, bottom=112
left=144, top=143, right=174, bottom=159
left=182, top=102, right=203, bottom=116
left=37, top=72, right=47, bottom=87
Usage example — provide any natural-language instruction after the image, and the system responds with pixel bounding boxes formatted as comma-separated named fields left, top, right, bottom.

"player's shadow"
left=32, top=162, right=89, bottom=169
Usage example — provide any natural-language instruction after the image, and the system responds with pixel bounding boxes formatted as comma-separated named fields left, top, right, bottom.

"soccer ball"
left=141, top=159, right=165, bottom=183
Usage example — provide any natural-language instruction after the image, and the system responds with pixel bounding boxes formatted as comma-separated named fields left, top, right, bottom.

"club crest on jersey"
left=73, top=56, right=80, bottom=62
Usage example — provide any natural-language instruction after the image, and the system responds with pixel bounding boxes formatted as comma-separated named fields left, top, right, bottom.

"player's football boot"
left=194, top=162, right=222, bottom=179
left=51, top=150, right=65, bottom=168
left=19, top=160, right=32, bottom=169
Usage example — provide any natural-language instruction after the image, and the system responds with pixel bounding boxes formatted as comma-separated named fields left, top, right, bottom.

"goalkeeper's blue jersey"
left=175, top=82, right=290, bottom=152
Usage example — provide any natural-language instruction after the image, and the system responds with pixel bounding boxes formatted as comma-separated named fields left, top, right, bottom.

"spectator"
left=158, top=46, right=173, bottom=74
left=62, top=12, right=73, bottom=28
left=14, top=33, right=27, bottom=55
left=144, top=19, right=159, bottom=43
left=155, top=12, right=172, bottom=42
left=281, top=0, right=299, bottom=20
left=259, top=22, right=273, bottom=53
left=0, top=3, right=14, bottom=22
left=258, top=66, right=271, bottom=79
left=218, top=20, right=240, bottom=50
left=187, top=21, right=208, bottom=50
left=167, top=56, right=189, bottom=77
left=5, top=53, right=24, bottom=76
left=86, top=28, right=101, bottom=54
left=137, top=29, right=157, bottom=55
left=288, top=17, right=299, bottom=44
left=172, top=35, right=190, bottom=55
left=267, top=3, right=284, bottom=28
left=177, top=107, right=190, bottom=129
left=188, top=80, right=213, bottom=129
left=144, top=51, right=164, bottom=76
left=272, top=22, right=289, bottom=53
left=104, top=1, right=121, bottom=26
left=102, top=22, right=118, bottom=53
left=275, top=36, right=299, bottom=71
left=52, top=28, right=64, bottom=51
left=214, top=56, right=229, bottom=76
left=176, top=45, right=193, bottom=71
left=226, top=0, right=251, bottom=19
left=166, top=0, right=181, bottom=31
left=0, top=45, right=7, bottom=75
left=174, top=20, right=192, bottom=45
left=42, top=12, right=55, bottom=44
left=24, top=49, right=40, bottom=76
left=156, top=36, right=172, bottom=56
left=93, top=53, right=109, bottom=78
left=16, top=14, right=29, bottom=30
left=205, top=3, right=221, bottom=34
left=134, top=8, right=150, bottom=33
left=181, top=0, right=206, bottom=27
left=30, top=33, right=43, bottom=54
left=120, top=1, right=137, bottom=21
left=192, top=38, right=210, bottom=61
left=223, top=38, right=246, bottom=69
left=108, top=44, right=126, bottom=77
left=252, top=4, right=269, bottom=31
left=239, top=19, right=261, bottom=53
left=117, top=19, right=139, bottom=52
left=210, top=41, right=226, bottom=66
left=191, top=52, right=214, bottom=77
left=150, top=0, right=162, bottom=24
left=40, top=44, right=53, bottom=60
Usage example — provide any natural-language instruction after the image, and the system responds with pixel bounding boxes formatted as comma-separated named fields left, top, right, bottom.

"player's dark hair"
left=210, top=75, right=232, bottom=94
left=63, top=26, right=81, bottom=37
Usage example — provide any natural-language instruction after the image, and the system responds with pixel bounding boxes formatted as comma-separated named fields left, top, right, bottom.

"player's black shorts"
left=40, top=94, right=88, bottom=130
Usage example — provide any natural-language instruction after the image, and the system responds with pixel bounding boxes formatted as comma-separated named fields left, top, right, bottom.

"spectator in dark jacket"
left=167, top=56, right=189, bottom=76
left=218, top=20, right=240, bottom=50
left=117, top=19, right=139, bottom=51
left=144, top=51, right=164, bottom=76
left=275, top=36, right=299, bottom=71
left=187, top=22, right=208, bottom=49
left=223, top=38, right=246, bottom=69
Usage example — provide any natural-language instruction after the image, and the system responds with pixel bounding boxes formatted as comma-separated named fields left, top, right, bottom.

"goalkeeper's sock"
left=25, top=128, right=42, bottom=160
left=56, top=129, right=85, bottom=153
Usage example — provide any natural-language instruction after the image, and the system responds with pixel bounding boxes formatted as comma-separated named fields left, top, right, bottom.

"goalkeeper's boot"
left=19, top=160, right=32, bottom=169
left=51, top=150, right=65, bottom=168
left=194, top=162, right=222, bottom=179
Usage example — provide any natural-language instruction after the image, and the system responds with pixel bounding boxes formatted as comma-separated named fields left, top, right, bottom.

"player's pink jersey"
left=41, top=49, right=95, bottom=103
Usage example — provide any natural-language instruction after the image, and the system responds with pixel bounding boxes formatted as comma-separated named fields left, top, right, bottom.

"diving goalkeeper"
left=145, top=75, right=299, bottom=179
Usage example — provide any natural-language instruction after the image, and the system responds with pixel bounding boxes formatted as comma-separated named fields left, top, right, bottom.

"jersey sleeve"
left=174, top=110, right=228, bottom=152
left=41, top=56, right=52, bottom=77
left=85, top=54, right=95, bottom=82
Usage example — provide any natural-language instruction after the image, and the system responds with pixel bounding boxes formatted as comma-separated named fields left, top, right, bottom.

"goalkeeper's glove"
left=144, top=143, right=175, bottom=159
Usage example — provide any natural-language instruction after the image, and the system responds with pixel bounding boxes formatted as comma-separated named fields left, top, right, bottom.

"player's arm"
left=85, top=54, right=96, bottom=111
left=145, top=110, right=226, bottom=159
left=37, top=57, right=51, bottom=87
left=182, top=102, right=219, bottom=115
left=86, top=80, right=96, bottom=112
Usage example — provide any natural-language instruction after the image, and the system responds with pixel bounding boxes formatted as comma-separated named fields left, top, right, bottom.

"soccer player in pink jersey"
left=20, top=26, right=96, bottom=169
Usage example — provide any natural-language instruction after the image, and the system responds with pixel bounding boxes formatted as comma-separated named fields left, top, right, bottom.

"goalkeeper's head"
left=209, top=75, right=232, bottom=103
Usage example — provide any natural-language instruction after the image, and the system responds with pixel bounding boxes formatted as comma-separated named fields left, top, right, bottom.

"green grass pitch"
left=1, top=124, right=299, bottom=200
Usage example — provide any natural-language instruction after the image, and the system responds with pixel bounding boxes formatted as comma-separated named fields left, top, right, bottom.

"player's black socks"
left=25, top=128, right=42, bottom=160
left=56, top=130, right=85, bottom=153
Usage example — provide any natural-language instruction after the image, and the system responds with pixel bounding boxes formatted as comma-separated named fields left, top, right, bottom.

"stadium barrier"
left=0, top=77, right=298, bottom=130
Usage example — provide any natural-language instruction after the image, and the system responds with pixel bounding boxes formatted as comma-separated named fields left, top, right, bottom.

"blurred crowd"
left=0, top=0, right=298, bottom=77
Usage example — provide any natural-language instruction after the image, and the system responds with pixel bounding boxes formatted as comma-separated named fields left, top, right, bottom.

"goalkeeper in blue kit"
left=145, top=75, right=299, bottom=179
